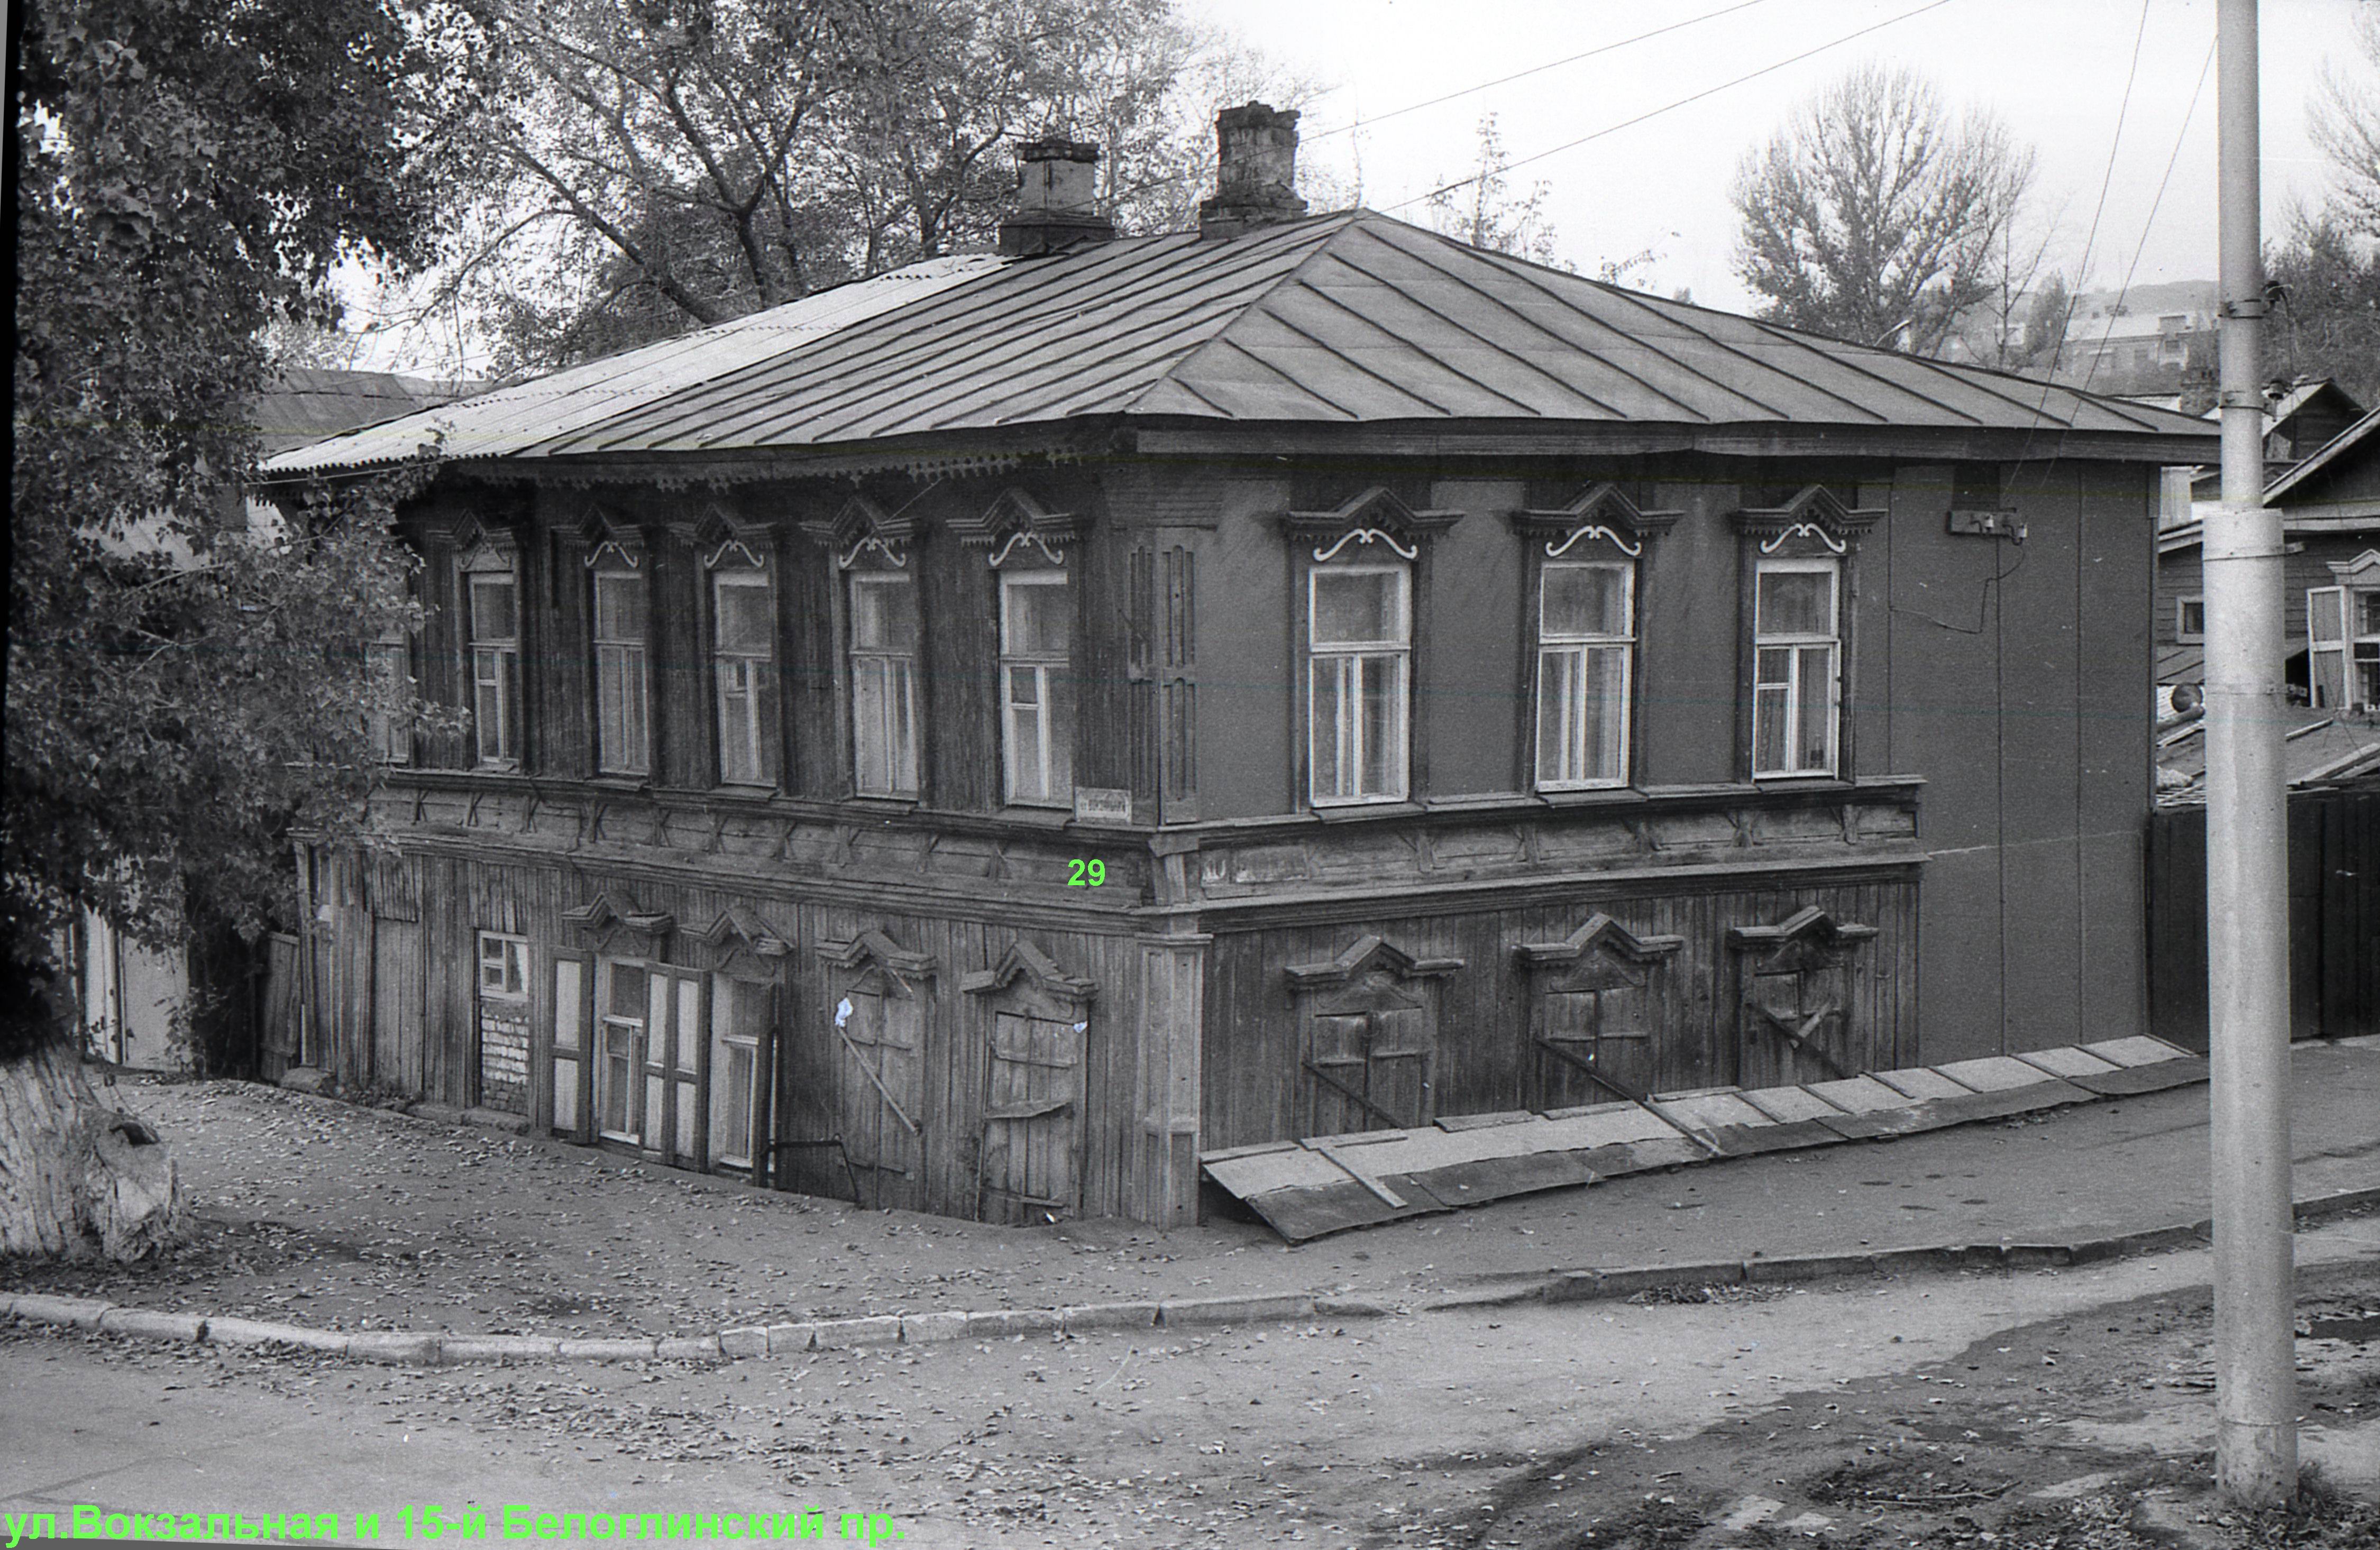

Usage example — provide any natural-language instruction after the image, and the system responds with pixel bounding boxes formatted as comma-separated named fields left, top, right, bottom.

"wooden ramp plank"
left=1393, top=1151, right=1595, bottom=1210
left=2011, top=1046, right=2122, bottom=1079
left=2082, top=1036, right=2196, bottom=1067
left=1932, top=1056, right=2061, bottom=1093
left=2066, top=1057, right=2210, bottom=1096
left=1803, top=1075, right=1918, bottom=1114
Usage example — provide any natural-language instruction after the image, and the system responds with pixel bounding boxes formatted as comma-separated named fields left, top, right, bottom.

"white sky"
left=1185, top=0, right=2368, bottom=311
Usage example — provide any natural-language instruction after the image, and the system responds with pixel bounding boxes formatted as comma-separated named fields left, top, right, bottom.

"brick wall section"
left=479, top=1001, right=530, bottom=1114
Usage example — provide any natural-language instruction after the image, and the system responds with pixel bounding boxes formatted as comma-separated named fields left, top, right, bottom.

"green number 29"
left=1067, top=859, right=1106, bottom=887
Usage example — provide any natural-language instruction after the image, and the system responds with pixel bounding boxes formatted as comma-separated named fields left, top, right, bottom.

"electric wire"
left=1377, top=0, right=1956, bottom=214
left=1296, top=0, right=1777, bottom=144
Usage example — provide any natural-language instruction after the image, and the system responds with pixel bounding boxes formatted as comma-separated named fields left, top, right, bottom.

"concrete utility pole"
left=2204, top=0, right=2297, bottom=1507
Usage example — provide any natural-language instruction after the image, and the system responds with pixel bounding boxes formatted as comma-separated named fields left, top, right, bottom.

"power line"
left=1380, top=0, right=1956, bottom=215
left=2017, top=0, right=2153, bottom=461
left=2074, top=33, right=2218, bottom=400
left=1300, top=0, right=1777, bottom=144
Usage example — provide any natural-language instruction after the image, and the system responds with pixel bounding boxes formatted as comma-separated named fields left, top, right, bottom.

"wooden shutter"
left=2310, top=586, right=2349, bottom=709
left=550, top=951, right=592, bottom=1140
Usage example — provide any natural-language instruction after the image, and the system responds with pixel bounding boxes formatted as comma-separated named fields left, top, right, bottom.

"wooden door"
left=833, top=977, right=923, bottom=1210
left=980, top=1010, right=1083, bottom=1224
left=1301, top=975, right=1433, bottom=1136
left=1737, top=955, right=1857, bottom=1090
left=642, top=967, right=705, bottom=1167
left=369, top=918, right=422, bottom=1094
left=1533, top=968, right=1656, bottom=1107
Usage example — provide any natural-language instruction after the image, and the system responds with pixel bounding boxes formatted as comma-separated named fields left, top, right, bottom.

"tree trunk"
left=0, top=1040, right=184, bottom=1261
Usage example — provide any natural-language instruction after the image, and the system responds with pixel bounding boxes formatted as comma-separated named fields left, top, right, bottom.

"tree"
left=1424, top=114, right=1567, bottom=269
left=437, top=0, right=1316, bottom=376
left=1732, top=64, right=2038, bottom=356
left=2313, top=2, right=2380, bottom=241
left=2269, top=214, right=2380, bottom=405
left=7, top=0, right=468, bottom=1258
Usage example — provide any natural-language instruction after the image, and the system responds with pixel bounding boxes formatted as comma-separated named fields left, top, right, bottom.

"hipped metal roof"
left=265, top=212, right=2216, bottom=478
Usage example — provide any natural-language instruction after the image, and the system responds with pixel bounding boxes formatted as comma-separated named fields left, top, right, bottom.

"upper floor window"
left=592, top=569, right=649, bottom=776
left=1309, top=563, right=1410, bottom=804
left=712, top=570, right=774, bottom=785
left=464, top=563, right=520, bottom=768
left=368, top=621, right=414, bottom=766
left=1536, top=562, right=1633, bottom=789
left=2176, top=594, right=2205, bottom=645
left=2309, top=573, right=2380, bottom=711
left=849, top=572, right=920, bottom=796
left=1752, top=558, right=1839, bottom=777
left=1001, top=572, right=1073, bottom=806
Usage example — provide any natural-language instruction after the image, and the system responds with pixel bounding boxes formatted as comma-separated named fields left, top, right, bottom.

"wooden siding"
left=1200, top=874, right=1918, bottom=1153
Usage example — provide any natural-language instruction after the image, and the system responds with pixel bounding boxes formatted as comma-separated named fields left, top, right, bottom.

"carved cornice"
left=561, top=888, right=674, bottom=944
left=960, top=939, right=1095, bottom=1003
left=2325, top=547, right=2380, bottom=584
left=1732, top=486, right=1884, bottom=556
left=691, top=498, right=774, bottom=570
left=1284, top=933, right=1464, bottom=988
left=1726, top=904, right=1878, bottom=953
left=689, top=905, right=792, bottom=957
left=1507, top=483, right=1682, bottom=560
left=799, top=492, right=917, bottom=571
left=818, top=926, right=937, bottom=979
left=1279, top=488, right=1462, bottom=563
left=450, top=513, right=520, bottom=570
left=579, top=506, right=646, bottom=571
left=1512, top=912, right=1687, bottom=968
left=950, top=488, right=1079, bottom=568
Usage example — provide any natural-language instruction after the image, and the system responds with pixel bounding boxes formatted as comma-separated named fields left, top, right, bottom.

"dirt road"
left=8, top=1217, right=2376, bottom=1548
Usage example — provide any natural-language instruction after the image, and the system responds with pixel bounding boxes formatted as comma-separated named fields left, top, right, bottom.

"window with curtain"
left=712, top=570, right=774, bottom=785
left=1000, top=572, right=1073, bottom=805
left=1536, top=561, right=1633, bottom=789
left=465, top=566, right=519, bottom=768
left=849, top=572, right=919, bottom=796
left=592, top=568, right=649, bottom=775
left=1308, top=563, right=1409, bottom=804
left=1752, top=558, right=1840, bottom=777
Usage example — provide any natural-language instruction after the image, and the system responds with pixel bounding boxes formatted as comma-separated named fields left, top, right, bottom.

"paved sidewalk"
left=6, top=1039, right=2377, bottom=1356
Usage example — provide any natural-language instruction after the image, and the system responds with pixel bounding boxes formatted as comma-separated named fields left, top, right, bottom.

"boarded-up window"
left=832, top=975, right=924, bottom=1209
left=983, top=1011, right=1083, bottom=1223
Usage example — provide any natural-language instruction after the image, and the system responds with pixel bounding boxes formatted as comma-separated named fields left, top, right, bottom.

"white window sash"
left=999, top=574, right=1072, bottom=807
left=2309, top=585, right=2350, bottom=710
left=1307, top=563, right=1412, bottom=806
left=1535, top=562, right=1634, bottom=791
left=1752, top=561, right=1841, bottom=778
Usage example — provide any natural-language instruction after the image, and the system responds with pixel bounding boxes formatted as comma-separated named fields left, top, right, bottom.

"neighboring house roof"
left=264, top=213, right=2217, bottom=480
left=2264, top=403, right=2380, bottom=510
left=2157, top=706, right=2380, bottom=800
left=254, top=366, right=473, bottom=456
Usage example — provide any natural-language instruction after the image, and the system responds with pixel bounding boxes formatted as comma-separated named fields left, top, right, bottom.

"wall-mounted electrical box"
left=1947, top=508, right=2026, bottom=539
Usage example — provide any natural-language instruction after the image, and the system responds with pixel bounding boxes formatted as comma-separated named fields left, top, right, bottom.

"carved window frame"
left=1281, top=489, right=1460, bottom=810
left=1511, top=484, right=1680, bottom=793
left=1734, top=487, right=1881, bottom=783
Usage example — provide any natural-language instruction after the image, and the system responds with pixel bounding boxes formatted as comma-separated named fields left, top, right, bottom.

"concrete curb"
left=7, top=1185, right=2372, bottom=1368
left=1495, top=1184, right=2380, bottom=1311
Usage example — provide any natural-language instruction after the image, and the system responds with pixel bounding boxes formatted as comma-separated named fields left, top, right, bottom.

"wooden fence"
left=2148, top=783, right=2380, bottom=1048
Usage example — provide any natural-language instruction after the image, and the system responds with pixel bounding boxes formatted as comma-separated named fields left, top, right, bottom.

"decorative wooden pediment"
left=1507, top=483, right=1682, bottom=559
left=1279, top=488, right=1462, bottom=563
left=561, top=889, right=675, bottom=944
left=2325, top=547, right=2380, bottom=584
left=1732, top=486, right=1883, bottom=556
left=1512, top=913, right=1686, bottom=969
left=689, top=906, right=792, bottom=958
left=1727, top=905, right=1876, bottom=970
left=800, top=492, right=917, bottom=571
left=579, top=506, right=645, bottom=571
left=962, top=939, right=1095, bottom=1005
left=1284, top=933, right=1464, bottom=989
left=950, top=488, right=1078, bottom=568
left=693, top=499, right=773, bottom=570
left=451, top=513, right=519, bottom=571
left=818, top=927, right=937, bottom=980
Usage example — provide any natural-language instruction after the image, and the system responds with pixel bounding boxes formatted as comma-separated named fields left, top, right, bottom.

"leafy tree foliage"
left=1732, top=65, right=2037, bottom=356
left=447, top=0, right=1315, bottom=377
left=1424, top=115, right=1567, bottom=270
left=8, top=0, right=472, bottom=1056
left=2270, top=215, right=2380, bottom=406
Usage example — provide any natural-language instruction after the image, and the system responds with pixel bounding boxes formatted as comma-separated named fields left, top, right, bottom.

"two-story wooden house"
left=264, top=107, right=2217, bottom=1228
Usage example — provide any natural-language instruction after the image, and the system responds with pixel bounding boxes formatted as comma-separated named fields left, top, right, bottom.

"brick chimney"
left=997, top=139, right=1114, bottom=257
left=1198, top=103, right=1308, bottom=240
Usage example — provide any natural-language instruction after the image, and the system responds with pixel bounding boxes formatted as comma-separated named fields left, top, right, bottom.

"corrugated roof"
left=265, top=213, right=2214, bottom=478
left=254, top=368, right=472, bottom=455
